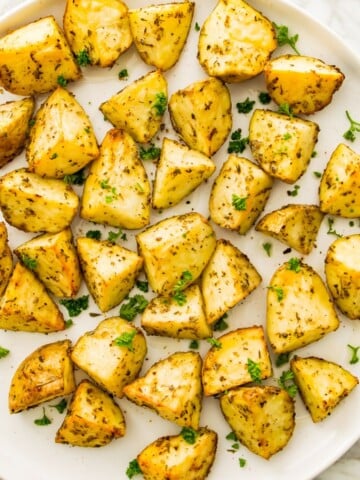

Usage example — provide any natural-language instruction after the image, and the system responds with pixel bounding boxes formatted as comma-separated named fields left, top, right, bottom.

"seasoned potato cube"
left=77, top=237, right=143, bottom=312
left=202, top=326, right=272, bottom=396
left=129, top=2, right=194, bottom=71
left=136, top=212, right=216, bottom=295
left=168, top=77, right=232, bottom=157
left=201, top=239, right=262, bottom=325
left=256, top=204, right=324, bottom=255
left=0, top=16, right=81, bottom=95
left=100, top=70, right=167, bottom=143
left=319, top=143, right=360, bottom=218
left=63, top=0, right=132, bottom=68
left=55, top=379, right=126, bottom=447
left=14, top=227, right=81, bottom=298
left=0, top=97, right=35, bottom=168
left=198, top=0, right=277, bottom=82
left=267, top=259, right=339, bottom=354
left=71, top=317, right=147, bottom=398
left=153, top=137, right=215, bottom=210
left=264, top=54, right=345, bottom=115
left=137, top=427, right=217, bottom=480
left=220, top=385, right=295, bottom=459
left=123, top=351, right=202, bottom=429
left=0, top=221, right=13, bottom=296
left=209, top=155, right=273, bottom=234
left=81, top=128, right=151, bottom=229
left=291, top=356, right=358, bottom=422
left=0, top=168, right=79, bottom=233
left=249, top=109, right=319, bottom=183
left=9, top=339, right=75, bottom=413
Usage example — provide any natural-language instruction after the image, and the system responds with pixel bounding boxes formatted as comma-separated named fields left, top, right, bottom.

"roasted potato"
left=71, top=317, right=147, bottom=398
left=0, top=221, right=12, bottom=296
left=0, top=16, right=81, bottom=95
left=9, top=339, right=75, bottom=413
left=264, top=54, right=345, bottom=115
left=0, top=168, right=79, bottom=233
left=209, top=155, right=273, bottom=234
left=291, top=355, right=358, bottom=423
left=136, top=212, right=216, bottom=295
left=267, top=259, right=339, bottom=354
left=123, top=351, right=202, bottom=429
left=220, top=385, right=295, bottom=459
left=198, top=0, right=277, bottom=82
left=55, top=379, right=126, bottom=447
left=129, top=2, right=194, bottom=71
left=63, top=0, right=132, bottom=68
left=168, top=77, right=232, bottom=157
left=80, top=128, right=151, bottom=229
left=76, top=236, right=143, bottom=313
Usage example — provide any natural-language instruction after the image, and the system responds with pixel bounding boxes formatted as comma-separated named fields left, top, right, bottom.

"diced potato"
left=209, top=155, right=273, bottom=234
left=256, top=204, right=324, bottom=255
left=55, top=379, right=126, bottom=447
left=0, top=262, right=65, bottom=333
left=137, top=427, right=217, bottom=480
left=0, top=221, right=13, bottom=296
left=76, top=237, right=143, bottom=313
left=27, top=87, right=99, bottom=178
left=141, top=284, right=212, bottom=339
left=152, top=137, right=215, bottom=210
left=319, top=143, right=360, bottom=218
left=0, top=97, right=35, bottom=168
left=198, top=0, right=277, bottom=82
left=123, top=351, right=202, bottom=429
left=14, top=227, right=81, bottom=298
left=71, top=317, right=147, bottom=398
left=0, top=220, right=8, bottom=252
left=100, top=70, right=167, bottom=143
left=136, top=212, right=216, bottom=295
left=80, top=128, right=151, bottom=229
left=267, top=259, right=339, bottom=354
left=220, top=385, right=295, bottom=459
left=168, top=77, right=232, bottom=157
left=0, top=16, right=81, bottom=95
left=202, top=326, right=272, bottom=396
left=201, top=239, right=262, bottom=325
left=0, top=168, right=79, bottom=233
left=129, top=2, right=194, bottom=71
left=249, top=109, right=319, bottom=183
left=63, top=0, right=132, bottom=68
left=291, top=355, right=358, bottom=423
left=9, top=339, right=75, bottom=413
left=264, top=54, right=345, bottom=115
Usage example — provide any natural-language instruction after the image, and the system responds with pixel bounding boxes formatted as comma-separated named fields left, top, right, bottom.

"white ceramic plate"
left=0, top=1, right=359, bottom=479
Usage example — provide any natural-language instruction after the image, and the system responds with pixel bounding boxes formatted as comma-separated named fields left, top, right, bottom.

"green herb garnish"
left=287, top=185, right=300, bottom=197
left=207, top=337, right=222, bottom=349
left=50, top=398, right=67, bottom=414
left=21, top=254, right=37, bottom=270
left=278, top=103, right=294, bottom=117
left=247, top=358, right=262, bottom=383
left=313, top=171, right=322, bottom=178
left=114, top=330, right=137, bottom=350
left=195, top=22, right=200, bottom=31
left=273, top=23, right=300, bottom=54
left=348, top=344, right=360, bottom=364
left=153, top=92, right=167, bottom=115
left=236, top=97, right=255, bottom=114
left=0, top=346, right=10, bottom=358
left=63, top=169, right=86, bottom=185
left=60, top=295, right=89, bottom=317
left=76, top=49, right=91, bottom=67
left=213, top=314, right=229, bottom=332
left=172, top=271, right=193, bottom=305
left=86, top=230, right=102, bottom=240
left=108, top=227, right=127, bottom=242
left=57, top=75, right=68, bottom=87
left=34, top=408, right=52, bottom=426
left=239, top=458, right=247, bottom=468
left=327, top=217, right=342, bottom=237
left=189, top=339, right=199, bottom=349
left=343, top=110, right=360, bottom=142
left=275, top=352, right=290, bottom=367
left=278, top=370, right=298, bottom=397
left=180, top=426, right=198, bottom=444
left=263, top=242, right=272, bottom=257
left=118, top=68, right=129, bottom=79
left=120, top=295, right=148, bottom=321
left=139, top=145, right=161, bottom=161
left=65, top=319, right=74, bottom=329
left=287, top=257, right=301, bottom=272
left=227, top=129, right=249, bottom=154
left=50, top=152, right=58, bottom=159
left=232, top=194, right=247, bottom=211
left=226, top=431, right=237, bottom=442
left=258, top=91, right=271, bottom=104
left=126, top=459, right=142, bottom=479
left=268, top=285, right=284, bottom=302
left=136, top=280, right=149, bottom=293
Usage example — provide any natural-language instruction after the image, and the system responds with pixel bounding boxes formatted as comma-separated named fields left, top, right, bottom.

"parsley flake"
left=348, top=344, right=360, bottom=364
left=136, top=280, right=149, bottom=293
left=287, top=257, right=301, bottom=272
left=268, top=285, right=284, bottom=302
left=114, top=330, right=137, bottom=350
left=65, top=319, right=74, bottom=329
left=195, top=22, right=200, bottom=31
left=189, top=339, right=199, bottom=349
left=0, top=346, right=10, bottom=358
left=86, top=230, right=102, bottom=240
left=20, top=254, right=37, bottom=270
left=263, top=242, right=272, bottom=257
left=287, top=185, right=300, bottom=197
left=172, top=271, right=193, bottom=305
left=239, top=458, right=247, bottom=468
left=275, top=352, right=290, bottom=367
left=313, top=171, right=322, bottom=178
left=258, top=91, right=271, bottom=104
left=57, top=75, right=68, bottom=87
left=60, top=295, right=89, bottom=317
left=180, top=427, right=198, bottom=444
left=126, top=459, right=142, bottom=479
left=76, top=49, right=91, bottom=67
left=343, top=110, right=360, bottom=142
left=34, top=408, right=52, bottom=426
left=227, top=129, right=249, bottom=154
left=247, top=358, right=262, bottom=383
left=207, top=337, right=222, bottom=349
left=50, top=398, right=67, bottom=414
left=273, top=23, right=300, bottom=55
left=153, top=92, right=167, bottom=115
left=213, top=314, right=229, bottom=332
left=232, top=194, right=247, bottom=211
left=120, top=295, right=148, bottom=321
left=139, top=145, right=161, bottom=160
left=108, top=227, right=127, bottom=242
left=236, top=97, right=255, bottom=114
left=327, top=218, right=342, bottom=237
left=226, top=431, right=237, bottom=442
left=63, top=169, right=86, bottom=185
left=278, top=103, right=294, bottom=117
left=118, top=68, right=129, bottom=79
left=278, top=370, right=298, bottom=397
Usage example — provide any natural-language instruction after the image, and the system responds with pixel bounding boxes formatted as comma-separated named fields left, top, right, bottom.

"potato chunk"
left=198, top=0, right=277, bottom=82
left=0, top=221, right=12, bottom=296
left=9, top=339, right=75, bottom=413
left=0, top=16, right=81, bottom=95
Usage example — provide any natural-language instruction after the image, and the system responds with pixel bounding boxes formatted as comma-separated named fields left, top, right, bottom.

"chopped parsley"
left=172, top=271, right=193, bottom=305
left=287, top=185, right=300, bottom=197
left=327, top=217, right=342, bottom=237
left=258, top=91, right=271, bottom=104
left=232, top=194, right=247, bottom=211
left=50, top=398, right=67, bottom=414
left=120, top=295, right=148, bottom=321
left=57, top=75, right=68, bottom=87
left=278, top=103, right=294, bottom=117
left=180, top=427, right=198, bottom=444
left=65, top=319, right=74, bottom=329
left=114, top=330, right=137, bottom=350
left=195, top=22, right=200, bottom=31
left=118, top=68, right=129, bottom=79
left=268, top=285, right=284, bottom=302
left=227, top=129, right=249, bottom=154
left=239, top=458, right=247, bottom=468
left=283, top=132, right=292, bottom=140
left=343, top=110, right=360, bottom=142
left=100, top=178, right=118, bottom=203
left=313, top=171, right=322, bottom=178
left=152, top=92, right=167, bottom=116
left=247, top=358, right=262, bottom=383
left=226, top=431, right=237, bottom=441
left=273, top=23, right=300, bottom=55
left=263, top=242, right=272, bottom=257
left=213, top=314, right=229, bottom=332
left=0, top=346, right=10, bottom=358
left=287, top=257, right=301, bottom=272
left=278, top=369, right=298, bottom=397
left=236, top=97, right=255, bottom=114
left=20, top=254, right=37, bottom=270
left=347, top=344, right=360, bottom=364
left=63, top=169, right=86, bottom=185
left=86, top=229, right=102, bottom=240
left=136, top=280, right=149, bottom=293
left=207, top=337, right=222, bottom=349
left=34, top=408, right=52, bottom=426
left=139, top=144, right=161, bottom=161
left=275, top=352, right=290, bottom=367
left=126, top=459, right=142, bottom=479
left=108, top=227, right=127, bottom=242
left=76, top=49, right=91, bottom=67
left=60, top=295, right=89, bottom=317
left=50, top=152, right=58, bottom=159
left=189, top=339, right=199, bottom=349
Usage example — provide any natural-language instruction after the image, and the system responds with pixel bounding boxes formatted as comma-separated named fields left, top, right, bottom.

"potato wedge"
left=220, top=385, right=295, bottom=459
left=71, top=317, right=147, bottom=398
left=267, top=259, right=339, bottom=354
left=264, top=54, right=345, bottom=115
left=63, top=0, right=132, bottom=68
left=55, top=379, right=126, bottom=447
left=137, top=427, right=217, bottom=480
left=0, top=221, right=13, bottom=296
left=9, top=339, right=75, bottom=413
left=80, top=128, right=151, bottom=229
left=77, top=237, right=143, bottom=313
left=0, top=168, right=79, bottom=233
left=168, top=77, right=232, bottom=157
left=123, top=351, right=202, bottom=429
left=198, top=0, right=277, bottom=82
left=209, top=155, right=273, bottom=234
left=291, top=355, right=358, bottom=423
left=129, top=2, right=194, bottom=71
left=0, top=16, right=81, bottom=95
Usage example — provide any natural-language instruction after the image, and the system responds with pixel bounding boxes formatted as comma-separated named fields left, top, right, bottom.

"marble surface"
left=0, top=0, right=359, bottom=479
